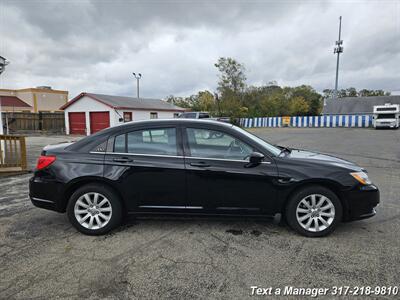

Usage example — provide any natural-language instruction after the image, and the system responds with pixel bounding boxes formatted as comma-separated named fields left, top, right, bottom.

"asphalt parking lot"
left=0, top=128, right=399, bottom=299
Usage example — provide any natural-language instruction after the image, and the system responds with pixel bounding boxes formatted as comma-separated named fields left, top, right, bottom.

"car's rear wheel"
left=286, top=186, right=342, bottom=237
left=67, top=184, right=122, bottom=235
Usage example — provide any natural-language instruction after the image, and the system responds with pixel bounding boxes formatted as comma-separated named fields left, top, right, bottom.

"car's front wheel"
left=67, top=184, right=122, bottom=235
left=286, top=186, right=342, bottom=237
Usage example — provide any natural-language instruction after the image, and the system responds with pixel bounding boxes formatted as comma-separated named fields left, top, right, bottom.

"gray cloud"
left=0, top=0, right=399, bottom=99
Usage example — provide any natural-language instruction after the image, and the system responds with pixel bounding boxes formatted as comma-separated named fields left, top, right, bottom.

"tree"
left=166, top=91, right=216, bottom=112
left=322, top=89, right=334, bottom=99
left=167, top=60, right=391, bottom=118
left=196, top=90, right=215, bottom=112
left=290, top=85, right=322, bottom=115
left=346, top=87, right=357, bottom=97
left=214, top=57, right=248, bottom=118
left=166, top=95, right=192, bottom=108
left=322, top=88, right=391, bottom=99
left=214, top=57, right=246, bottom=94
left=288, top=96, right=310, bottom=116
left=358, top=89, right=390, bottom=97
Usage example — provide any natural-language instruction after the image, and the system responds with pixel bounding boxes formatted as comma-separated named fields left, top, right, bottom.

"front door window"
left=186, top=128, right=253, bottom=160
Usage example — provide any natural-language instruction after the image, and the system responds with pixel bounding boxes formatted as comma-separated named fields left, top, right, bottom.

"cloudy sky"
left=0, top=0, right=399, bottom=99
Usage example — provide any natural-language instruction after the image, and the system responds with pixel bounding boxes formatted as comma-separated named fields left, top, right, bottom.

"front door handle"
left=113, top=157, right=133, bottom=163
left=190, top=162, right=211, bottom=168
left=277, top=177, right=295, bottom=184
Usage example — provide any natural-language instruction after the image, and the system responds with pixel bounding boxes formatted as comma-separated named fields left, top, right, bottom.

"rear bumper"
left=29, top=176, right=65, bottom=212
left=30, top=196, right=58, bottom=211
left=343, top=184, right=380, bottom=221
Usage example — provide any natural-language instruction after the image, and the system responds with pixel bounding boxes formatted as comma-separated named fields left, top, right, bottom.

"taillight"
left=36, top=155, right=56, bottom=170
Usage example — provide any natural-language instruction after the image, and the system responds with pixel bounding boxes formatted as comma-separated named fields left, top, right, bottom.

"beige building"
left=0, top=86, right=68, bottom=112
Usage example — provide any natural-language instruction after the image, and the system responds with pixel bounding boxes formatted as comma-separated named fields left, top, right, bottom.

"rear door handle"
left=190, top=162, right=211, bottom=168
left=113, top=157, right=133, bottom=163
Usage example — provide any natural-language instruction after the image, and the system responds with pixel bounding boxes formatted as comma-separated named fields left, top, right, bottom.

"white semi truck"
left=373, top=103, right=400, bottom=129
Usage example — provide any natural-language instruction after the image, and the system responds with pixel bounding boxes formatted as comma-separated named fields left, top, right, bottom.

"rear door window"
left=114, top=128, right=177, bottom=156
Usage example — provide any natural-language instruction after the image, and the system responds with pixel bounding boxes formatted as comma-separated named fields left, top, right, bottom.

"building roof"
left=323, top=95, right=400, bottom=115
left=61, top=92, right=186, bottom=112
left=0, top=95, right=32, bottom=107
left=0, top=87, right=68, bottom=94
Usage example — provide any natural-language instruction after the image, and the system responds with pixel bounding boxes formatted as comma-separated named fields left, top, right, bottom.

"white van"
left=373, top=104, right=400, bottom=129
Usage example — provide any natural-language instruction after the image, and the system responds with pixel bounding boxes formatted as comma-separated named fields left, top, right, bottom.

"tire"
left=285, top=185, right=342, bottom=237
left=67, top=184, right=122, bottom=235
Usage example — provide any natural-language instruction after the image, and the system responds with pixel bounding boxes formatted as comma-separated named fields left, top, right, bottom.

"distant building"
left=323, top=95, right=400, bottom=115
left=0, top=95, right=32, bottom=112
left=0, top=86, right=68, bottom=112
left=61, top=92, right=186, bottom=135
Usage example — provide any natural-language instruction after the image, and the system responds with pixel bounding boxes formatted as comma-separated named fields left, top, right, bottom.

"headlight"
left=350, top=171, right=372, bottom=185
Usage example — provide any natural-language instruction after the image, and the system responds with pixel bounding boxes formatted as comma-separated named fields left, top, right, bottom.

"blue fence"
left=240, top=115, right=373, bottom=128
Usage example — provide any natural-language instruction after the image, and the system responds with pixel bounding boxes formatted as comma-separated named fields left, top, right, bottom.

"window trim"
left=89, top=150, right=271, bottom=164
left=99, top=124, right=274, bottom=163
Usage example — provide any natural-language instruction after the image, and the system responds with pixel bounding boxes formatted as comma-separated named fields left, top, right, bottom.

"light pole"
left=132, top=72, right=142, bottom=99
left=0, top=56, right=10, bottom=135
left=333, top=16, right=343, bottom=99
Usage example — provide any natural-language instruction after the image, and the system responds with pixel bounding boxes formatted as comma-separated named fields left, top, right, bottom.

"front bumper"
left=343, top=184, right=380, bottom=221
left=375, top=123, right=397, bottom=128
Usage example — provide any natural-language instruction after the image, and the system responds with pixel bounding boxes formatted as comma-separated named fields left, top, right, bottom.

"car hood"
left=282, top=149, right=363, bottom=171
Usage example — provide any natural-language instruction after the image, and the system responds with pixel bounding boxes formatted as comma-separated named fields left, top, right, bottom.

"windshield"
left=232, top=126, right=281, bottom=156
left=377, top=114, right=396, bottom=119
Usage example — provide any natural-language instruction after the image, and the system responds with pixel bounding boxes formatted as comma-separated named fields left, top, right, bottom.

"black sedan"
left=29, top=119, right=379, bottom=237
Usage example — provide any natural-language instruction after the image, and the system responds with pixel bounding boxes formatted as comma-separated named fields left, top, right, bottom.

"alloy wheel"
left=74, top=192, right=112, bottom=230
left=296, top=194, right=335, bottom=232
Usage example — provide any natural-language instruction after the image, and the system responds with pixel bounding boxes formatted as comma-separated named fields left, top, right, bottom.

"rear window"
left=179, top=112, right=196, bottom=118
left=198, top=113, right=210, bottom=119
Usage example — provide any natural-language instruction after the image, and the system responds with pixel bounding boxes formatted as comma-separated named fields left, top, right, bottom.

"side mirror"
left=249, top=152, right=265, bottom=164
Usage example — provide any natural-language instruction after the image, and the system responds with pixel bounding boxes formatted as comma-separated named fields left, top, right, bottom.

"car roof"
left=115, top=118, right=233, bottom=129
left=67, top=119, right=234, bottom=152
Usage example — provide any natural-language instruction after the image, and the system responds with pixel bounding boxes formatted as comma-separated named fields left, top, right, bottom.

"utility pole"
left=0, top=56, right=10, bottom=135
left=132, top=73, right=142, bottom=99
left=214, top=93, right=221, bottom=117
left=333, top=16, right=343, bottom=99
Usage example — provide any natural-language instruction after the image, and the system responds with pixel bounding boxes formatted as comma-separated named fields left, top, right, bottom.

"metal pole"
left=133, top=73, right=142, bottom=99
left=5, top=113, right=8, bottom=135
left=137, top=77, right=140, bottom=99
left=0, top=99, right=3, bottom=135
left=334, top=16, right=343, bottom=99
